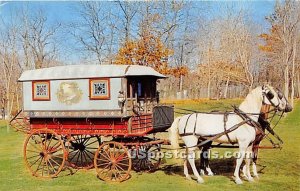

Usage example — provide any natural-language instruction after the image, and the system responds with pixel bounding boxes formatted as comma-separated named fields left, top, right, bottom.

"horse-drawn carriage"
left=10, top=64, right=292, bottom=184
left=11, top=65, right=174, bottom=182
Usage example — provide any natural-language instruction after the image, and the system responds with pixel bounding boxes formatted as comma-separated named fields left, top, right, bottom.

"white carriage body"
left=18, top=65, right=166, bottom=118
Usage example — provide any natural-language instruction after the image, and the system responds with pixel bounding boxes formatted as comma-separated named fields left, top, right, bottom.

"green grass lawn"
left=0, top=100, right=299, bottom=191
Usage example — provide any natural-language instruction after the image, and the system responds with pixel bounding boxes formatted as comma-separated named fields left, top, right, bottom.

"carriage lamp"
left=118, top=91, right=125, bottom=103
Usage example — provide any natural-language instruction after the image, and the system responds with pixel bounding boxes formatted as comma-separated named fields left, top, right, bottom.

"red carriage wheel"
left=132, top=144, right=161, bottom=172
left=23, top=129, right=66, bottom=178
left=67, top=135, right=101, bottom=169
left=94, top=141, right=131, bottom=182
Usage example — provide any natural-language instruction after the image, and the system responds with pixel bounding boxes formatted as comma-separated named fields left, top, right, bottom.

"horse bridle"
left=260, top=87, right=286, bottom=146
left=262, top=86, right=281, bottom=108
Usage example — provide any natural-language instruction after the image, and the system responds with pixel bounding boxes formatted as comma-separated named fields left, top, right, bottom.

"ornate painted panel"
left=32, top=81, right=51, bottom=101
left=23, top=78, right=122, bottom=112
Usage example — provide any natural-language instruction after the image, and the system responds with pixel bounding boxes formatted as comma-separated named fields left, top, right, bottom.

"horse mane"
left=239, top=86, right=263, bottom=115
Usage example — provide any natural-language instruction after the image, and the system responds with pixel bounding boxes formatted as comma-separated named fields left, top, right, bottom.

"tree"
left=0, top=20, right=22, bottom=118
left=260, top=0, right=300, bottom=106
left=117, top=0, right=138, bottom=42
left=69, top=2, right=108, bottom=64
left=20, top=9, right=60, bottom=69
left=114, top=34, right=173, bottom=74
left=196, top=5, right=258, bottom=98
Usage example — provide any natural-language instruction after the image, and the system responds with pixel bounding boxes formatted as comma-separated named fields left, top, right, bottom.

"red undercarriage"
left=30, top=114, right=154, bottom=137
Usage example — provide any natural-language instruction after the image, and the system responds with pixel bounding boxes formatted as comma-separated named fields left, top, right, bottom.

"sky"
left=0, top=1, right=275, bottom=25
left=0, top=1, right=276, bottom=64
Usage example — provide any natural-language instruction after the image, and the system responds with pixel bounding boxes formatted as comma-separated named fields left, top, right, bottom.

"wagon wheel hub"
left=74, top=143, right=86, bottom=152
left=39, top=151, right=45, bottom=158
left=111, top=158, right=116, bottom=164
left=39, top=150, right=52, bottom=160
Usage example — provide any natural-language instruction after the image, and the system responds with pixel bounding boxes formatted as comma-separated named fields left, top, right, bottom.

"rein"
left=262, top=110, right=285, bottom=145
left=174, top=106, right=272, bottom=116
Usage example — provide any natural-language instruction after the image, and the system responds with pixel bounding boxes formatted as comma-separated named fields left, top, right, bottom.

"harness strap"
left=183, top=114, right=193, bottom=135
left=193, top=113, right=198, bottom=135
left=180, top=119, right=250, bottom=148
left=233, top=107, right=261, bottom=129
left=223, top=111, right=234, bottom=145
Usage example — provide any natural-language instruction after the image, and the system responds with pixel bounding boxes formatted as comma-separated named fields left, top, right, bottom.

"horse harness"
left=178, top=106, right=269, bottom=148
left=223, top=111, right=235, bottom=145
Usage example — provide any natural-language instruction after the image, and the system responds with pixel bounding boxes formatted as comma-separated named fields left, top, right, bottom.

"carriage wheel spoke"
left=29, top=141, right=42, bottom=151
left=98, top=151, right=111, bottom=161
left=26, top=149, right=40, bottom=154
left=33, top=157, right=43, bottom=173
left=46, top=134, right=54, bottom=149
left=83, top=150, right=94, bottom=162
left=47, top=159, right=58, bottom=174
left=29, top=156, right=42, bottom=167
left=67, top=135, right=100, bottom=169
left=131, top=144, right=161, bottom=172
left=41, top=160, right=46, bottom=177
left=69, top=150, right=79, bottom=162
left=85, top=139, right=99, bottom=147
left=49, top=157, right=60, bottom=167
left=27, top=154, right=41, bottom=160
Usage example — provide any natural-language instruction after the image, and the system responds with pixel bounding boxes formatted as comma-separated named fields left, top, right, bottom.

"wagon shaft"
left=9, top=110, right=30, bottom=133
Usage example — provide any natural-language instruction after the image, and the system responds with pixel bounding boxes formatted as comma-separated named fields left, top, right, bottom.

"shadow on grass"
left=160, top=157, right=237, bottom=178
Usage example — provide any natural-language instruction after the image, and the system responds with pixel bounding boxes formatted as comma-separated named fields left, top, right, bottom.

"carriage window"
left=32, top=81, right=51, bottom=101
left=138, top=82, right=143, bottom=97
left=89, top=78, right=110, bottom=100
left=127, top=78, right=155, bottom=99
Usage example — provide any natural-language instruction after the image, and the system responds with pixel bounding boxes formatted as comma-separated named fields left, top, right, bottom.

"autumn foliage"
left=169, top=66, right=189, bottom=78
left=258, top=25, right=282, bottom=53
left=114, top=34, right=173, bottom=74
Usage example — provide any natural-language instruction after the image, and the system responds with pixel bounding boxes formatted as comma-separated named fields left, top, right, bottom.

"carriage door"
left=126, top=77, right=156, bottom=115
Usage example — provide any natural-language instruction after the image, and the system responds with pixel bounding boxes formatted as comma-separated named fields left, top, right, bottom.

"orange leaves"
left=114, top=35, right=173, bottom=74
left=114, top=41, right=137, bottom=65
left=258, top=25, right=282, bottom=53
left=258, top=45, right=273, bottom=52
left=169, top=66, right=189, bottom=78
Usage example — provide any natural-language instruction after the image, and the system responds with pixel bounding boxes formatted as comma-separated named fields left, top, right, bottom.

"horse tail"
left=169, top=117, right=181, bottom=149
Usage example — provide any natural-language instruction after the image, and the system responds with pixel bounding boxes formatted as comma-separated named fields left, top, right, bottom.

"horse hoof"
left=197, top=178, right=204, bottom=184
left=186, top=176, right=192, bottom=181
left=254, top=175, right=259, bottom=179
left=206, top=169, right=214, bottom=176
left=248, top=177, right=255, bottom=182
left=200, top=170, right=205, bottom=176
left=235, top=179, right=243, bottom=184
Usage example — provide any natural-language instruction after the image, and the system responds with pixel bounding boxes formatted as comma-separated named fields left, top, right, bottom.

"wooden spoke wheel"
left=23, top=129, right=66, bottom=178
left=67, top=135, right=101, bottom=169
left=94, top=141, right=131, bottom=182
left=132, top=144, right=161, bottom=172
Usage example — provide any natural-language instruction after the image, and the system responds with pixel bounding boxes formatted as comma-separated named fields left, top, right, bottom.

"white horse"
left=169, top=85, right=287, bottom=184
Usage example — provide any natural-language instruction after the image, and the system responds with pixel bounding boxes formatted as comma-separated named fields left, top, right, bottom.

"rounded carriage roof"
left=18, top=64, right=166, bottom=81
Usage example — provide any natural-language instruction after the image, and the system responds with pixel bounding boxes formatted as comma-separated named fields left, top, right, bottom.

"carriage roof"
left=18, top=64, right=166, bottom=82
